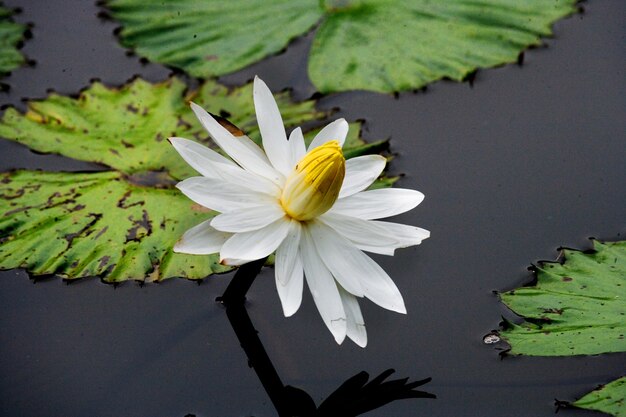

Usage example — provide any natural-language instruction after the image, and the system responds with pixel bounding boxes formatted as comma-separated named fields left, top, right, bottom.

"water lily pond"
left=0, top=0, right=624, bottom=416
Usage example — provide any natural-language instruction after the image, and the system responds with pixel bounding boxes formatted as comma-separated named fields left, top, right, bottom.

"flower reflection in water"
left=218, top=259, right=435, bottom=417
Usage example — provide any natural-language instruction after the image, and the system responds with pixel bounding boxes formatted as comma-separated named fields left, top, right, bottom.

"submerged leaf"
left=573, top=376, right=626, bottom=417
left=500, top=240, right=626, bottom=356
left=0, top=5, right=27, bottom=76
left=104, top=0, right=577, bottom=93
left=0, top=77, right=391, bottom=282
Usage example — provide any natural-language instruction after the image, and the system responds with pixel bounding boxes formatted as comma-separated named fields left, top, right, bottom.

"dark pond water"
left=0, top=1, right=625, bottom=416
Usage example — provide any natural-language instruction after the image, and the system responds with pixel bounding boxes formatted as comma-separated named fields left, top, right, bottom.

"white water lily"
left=170, top=76, right=429, bottom=347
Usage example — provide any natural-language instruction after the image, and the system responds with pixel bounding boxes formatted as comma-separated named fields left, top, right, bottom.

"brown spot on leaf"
left=542, top=308, right=564, bottom=315
left=2, top=188, right=25, bottom=199
left=45, top=192, right=61, bottom=205
left=4, top=205, right=33, bottom=216
left=98, top=255, right=111, bottom=269
left=126, top=104, right=139, bottom=113
left=125, top=209, right=152, bottom=243
left=117, top=191, right=144, bottom=209
left=176, top=116, right=192, bottom=129
left=191, top=203, right=211, bottom=213
left=192, top=131, right=207, bottom=142
left=94, top=226, right=108, bottom=239
left=64, top=213, right=102, bottom=248
left=121, top=139, right=134, bottom=148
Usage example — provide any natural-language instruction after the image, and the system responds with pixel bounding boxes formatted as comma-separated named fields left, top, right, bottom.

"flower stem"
left=218, top=257, right=266, bottom=304
left=218, top=257, right=293, bottom=416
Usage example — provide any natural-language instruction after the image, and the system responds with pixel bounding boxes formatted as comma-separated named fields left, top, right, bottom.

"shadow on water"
left=217, top=259, right=435, bottom=417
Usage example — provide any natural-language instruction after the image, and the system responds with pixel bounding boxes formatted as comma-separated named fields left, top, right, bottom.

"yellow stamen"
left=280, top=141, right=345, bottom=221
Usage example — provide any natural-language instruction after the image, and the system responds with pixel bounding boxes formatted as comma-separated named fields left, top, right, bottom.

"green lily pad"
left=310, top=0, right=578, bottom=93
left=0, top=77, right=391, bottom=282
left=104, top=0, right=577, bottom=93
left=0, top=170, right=228, bottom=282
left=573, top=376, right=626, bottom=417
left=0, top=5, right=27, bottom=76
left=105, top=0, right=323, bottom=81
left=0, top=78, right=325, bottom=180
left=500, top=240, right=626, bottom=356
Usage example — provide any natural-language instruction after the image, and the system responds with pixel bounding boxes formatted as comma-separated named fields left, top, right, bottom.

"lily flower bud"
left=280, top=140, right=345, bottom=221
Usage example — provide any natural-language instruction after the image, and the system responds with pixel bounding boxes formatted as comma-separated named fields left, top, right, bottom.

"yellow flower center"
left=280, top=141, right=345, bottom=221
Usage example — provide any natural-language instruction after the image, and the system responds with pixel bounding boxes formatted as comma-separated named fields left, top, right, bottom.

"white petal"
left=176, top=177, right=276, bottom=213
left=339, top=286, right=367, bottom=348
left=253, top=76, right=291, bottom=176
left=309, top=221, right=406, bottom=314
left=236, top=134, right=273, bottom=166
left=301, top=227, right=347, bottom=344
left=169, top=137, right=280, bottom=196
left=371, top=220, right=430, bottom=246
left=169, top=136, right=236, bottom=177
left=210, top=203, right=286, bottom=233
left=308, top=118, right=349, bottom=150
left=329, top=188, right=424, bottom=220
left=220, top=218, right=291, bottom=263
left=308, top=221, right=364, bottom=297
left=220, top=258, right=251, bottom=266
left=320, top=213, right=429, bottom=255
left=190, top=102, right=283, bottom=184
left=275, top=260, right=303, bottom=317
left=173, top=220, right=231, bottom=255
left=275, top=221, right=304, bottom=317
left=275, top=234, right=304, bottom=317
left=275, top=221, right=302, bottom=285
left=288, top=127, right=306, bottom=170
left=319, top=214, right=397, bottom=255
left=339, top=155, right=387, bottom=198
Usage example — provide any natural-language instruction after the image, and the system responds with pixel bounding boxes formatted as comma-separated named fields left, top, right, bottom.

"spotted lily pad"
left=0, top=170, right=230, bottom=281
left=0, top=5, right=27, bottom=76
left=500, top=240, right=626, bottom=356
left=573, top=376, right=626, bottom=417
left=0, top=78, right=325, bottom=180
left=0, top=78, right=391, bottom=282
left=104, top=0, right=577, bottom=93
